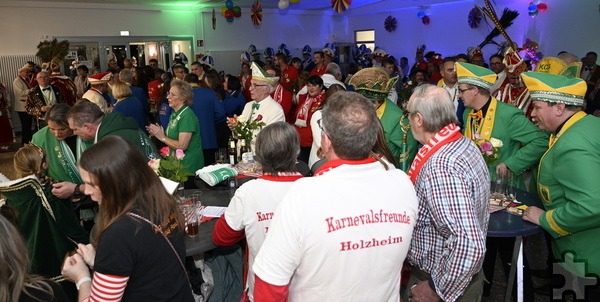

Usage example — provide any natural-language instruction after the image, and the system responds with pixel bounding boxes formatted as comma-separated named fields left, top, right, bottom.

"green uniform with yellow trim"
left=537, top=111, right=600, bottom=276
left=377, top=98, right=418, bottom=170
left=463, top=97, right=549, bottom=189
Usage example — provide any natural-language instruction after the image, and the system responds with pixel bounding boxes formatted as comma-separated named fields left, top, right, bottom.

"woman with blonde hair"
left=3, top=144, right=88, bottom=300
left=0, top=214, right=68, bottom=301
left=112, top=81, right=149, bottom=131
left=61, top=136, right=194, bottom=301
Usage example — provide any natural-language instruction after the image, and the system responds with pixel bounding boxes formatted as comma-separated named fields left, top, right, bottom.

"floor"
left=0, top=136, right=557, bottom=301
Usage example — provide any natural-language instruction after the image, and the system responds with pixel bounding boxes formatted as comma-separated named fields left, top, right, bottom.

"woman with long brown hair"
left=61, top=136, right=193, bottom=301
left=0, top=214, right=68, bottom=301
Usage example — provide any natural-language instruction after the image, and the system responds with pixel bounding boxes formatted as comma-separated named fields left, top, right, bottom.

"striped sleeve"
left=82, top=271, right=129, bottom=302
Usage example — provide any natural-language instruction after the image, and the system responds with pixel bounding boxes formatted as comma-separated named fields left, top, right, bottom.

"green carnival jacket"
left=463, top=98, right=548, bottom=189
left=380, top=99, right=418, bottom=171
left=537, top=113, right=600, bottom=276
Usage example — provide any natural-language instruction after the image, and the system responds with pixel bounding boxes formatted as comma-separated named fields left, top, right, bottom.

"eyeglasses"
left=458, top=87, right=474, bottom=94
left=250, top=83, right=268, bottom=89
left=317, top=119, right=326, bottom=133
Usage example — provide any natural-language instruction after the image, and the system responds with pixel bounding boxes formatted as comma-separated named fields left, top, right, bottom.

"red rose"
left=256, top=114, right=263, bottom=121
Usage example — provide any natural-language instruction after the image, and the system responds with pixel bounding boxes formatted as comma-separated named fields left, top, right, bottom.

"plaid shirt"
left=408, top=136, right=490, bottom=302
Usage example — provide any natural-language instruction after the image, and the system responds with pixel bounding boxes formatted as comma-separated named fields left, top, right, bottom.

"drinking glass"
left=215, top=148, right=227, bottom=164
left=180, top=199, right=199, bottom=237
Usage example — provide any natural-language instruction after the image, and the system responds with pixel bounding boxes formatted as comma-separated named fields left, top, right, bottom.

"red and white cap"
left=88, top=72, right=112, bottom=84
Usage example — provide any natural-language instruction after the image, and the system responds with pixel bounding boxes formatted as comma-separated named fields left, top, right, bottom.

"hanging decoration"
left=417, top=7, right=431, bottom=25
left=212, top=8, right=216, bottom=30
left=278, top=0, right=289, bottom=10
left=331, top=0, right=351, bottom=13
left=476, top=0, right=519, bottom=49
left=250, top=1, right=263, bottom=26
left=220, top=0, right=242, bottom=23
left=527, top=1, right=548, bottom=18
left=468, top=7, right=482, bottom=28
left=384, top=15, right=397, bottom=32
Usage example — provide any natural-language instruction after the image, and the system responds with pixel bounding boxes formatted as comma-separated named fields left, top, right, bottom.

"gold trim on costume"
left=545, top=210, right=570, bottom=237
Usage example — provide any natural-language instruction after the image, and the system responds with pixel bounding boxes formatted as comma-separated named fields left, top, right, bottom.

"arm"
left=310, top=111, right=322, bottom=152
left=62, top=254, right=129, bottom=302
left=213, top=191, right=247, bottom=246
left=420, top=171, right=487, bottom=302
left=213, top=214, right=245, bottom=246
left=254, top=275, right=289, bottom=302
left=539, top=143, right=600, bottom=238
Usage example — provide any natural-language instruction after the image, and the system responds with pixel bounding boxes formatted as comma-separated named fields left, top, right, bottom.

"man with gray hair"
left=227, top=62, right=284, bottom=148
left=405, top=84, right=490, bottom=302
left=321, top=62, right=346, bottom=88
left=253, top=91, right=418, bottom=301
left=68, top=100, right=157, bottom=160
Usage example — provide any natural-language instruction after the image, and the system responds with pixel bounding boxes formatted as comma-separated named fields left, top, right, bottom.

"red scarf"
left=295, top=92, right=324, bottom=128
left=407, top=123, right=462, bottom=183
left=259, top=172, right=303, bottom=182
left=314, top=157, right=377, bottom=176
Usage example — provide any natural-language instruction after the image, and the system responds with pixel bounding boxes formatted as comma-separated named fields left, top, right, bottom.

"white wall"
left=0, top=0, right=598, bottom=67
left=344, top=0, right=600, bottom=63
left=0, top=2, right=202, bottom=55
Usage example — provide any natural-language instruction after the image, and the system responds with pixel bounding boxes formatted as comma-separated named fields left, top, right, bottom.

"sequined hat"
left=251, top=61, right=278, bottom=86
left=521, top=72, right=586, bottom=107
left=347, top=67, right=398, bottom=101
left=455, top=62, right=497, bottom=91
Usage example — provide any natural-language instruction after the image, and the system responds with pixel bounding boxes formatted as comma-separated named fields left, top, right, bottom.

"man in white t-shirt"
left=253, top=91, right=419, bottom=301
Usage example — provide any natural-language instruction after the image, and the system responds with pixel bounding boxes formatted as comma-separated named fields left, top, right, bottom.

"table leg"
left=505, top=236, right=523, bottom=302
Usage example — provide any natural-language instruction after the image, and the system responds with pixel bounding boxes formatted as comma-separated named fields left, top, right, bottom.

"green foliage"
left=36, top=38, right=70, bottom=63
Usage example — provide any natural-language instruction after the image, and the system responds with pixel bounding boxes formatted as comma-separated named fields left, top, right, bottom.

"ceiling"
left=0, top=0, right=467, bottom=11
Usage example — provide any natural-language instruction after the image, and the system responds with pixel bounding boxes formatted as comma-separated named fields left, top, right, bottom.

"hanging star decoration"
left=212, top=8, right=216, bottom=29
left=331, top=0, right=351, bottom=13
left=251, top=1, right=263, bottom=26
left=468, top=7, right=482, bottom=28
left=384, top=15, right=397, bottom=32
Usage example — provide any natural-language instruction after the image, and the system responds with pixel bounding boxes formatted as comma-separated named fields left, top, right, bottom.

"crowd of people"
left=0, top=41, right=599, bottom=302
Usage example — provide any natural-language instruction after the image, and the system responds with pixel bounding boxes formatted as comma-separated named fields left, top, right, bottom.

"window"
left=355, top=30, right=375, bottom=52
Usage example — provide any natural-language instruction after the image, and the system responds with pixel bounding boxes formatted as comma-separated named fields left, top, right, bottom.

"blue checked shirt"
left=408, top=136, right=490, bottom=302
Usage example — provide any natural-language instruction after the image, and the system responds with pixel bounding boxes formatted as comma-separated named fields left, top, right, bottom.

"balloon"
left=422, top=16, right=430, bottom=25
left=417, top=11, right=426, bottom=19
left=289, top=0, right=299, bottom=3
left=537, top=3, right=547, bottom=12
left=224, top=9, right=234, bottom=19
left=227, top=17, right=234, bottom=23
left=528, top=4, right=538, bottom=13
left=533, top=0, right=541, bottom=4
left=233, top=6, right=242, bottom=17
left=278, top=0, right=289, bottom=10
left=425, top=9, right=431, bottom=16
left=220, top=7, right=228, bottom=15
left=226, top=0, right=233, bottom=9
left=529, top=11, right=538, bottom=17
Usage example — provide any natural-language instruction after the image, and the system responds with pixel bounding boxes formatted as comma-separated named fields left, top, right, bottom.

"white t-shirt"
left=308, top=110, right=323, bottom=168
left=223, top=176, right=301, bottom=301
left=253, top=161, right=419, bottom=302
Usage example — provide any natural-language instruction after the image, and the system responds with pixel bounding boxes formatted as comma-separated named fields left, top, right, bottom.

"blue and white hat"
left=264, top=47, right=275, bottom=59
left=277, top=48, right=290, bottom=58
left=240, top=51, right=252, bottom=63
left=248, top=44, right=259, bottom=55
left=199, top=55, right=214, bottom=69
left=278, top=43, right=288, bottom=53
left=302, top=45, right=312, bottom=55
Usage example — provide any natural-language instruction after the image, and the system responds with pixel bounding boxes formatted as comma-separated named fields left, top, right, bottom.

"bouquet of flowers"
left=229, top=114, right=266, bottom=143
left=148, top=146, right=193, bottom=182
left=473, top=134, right=503, bottom=163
